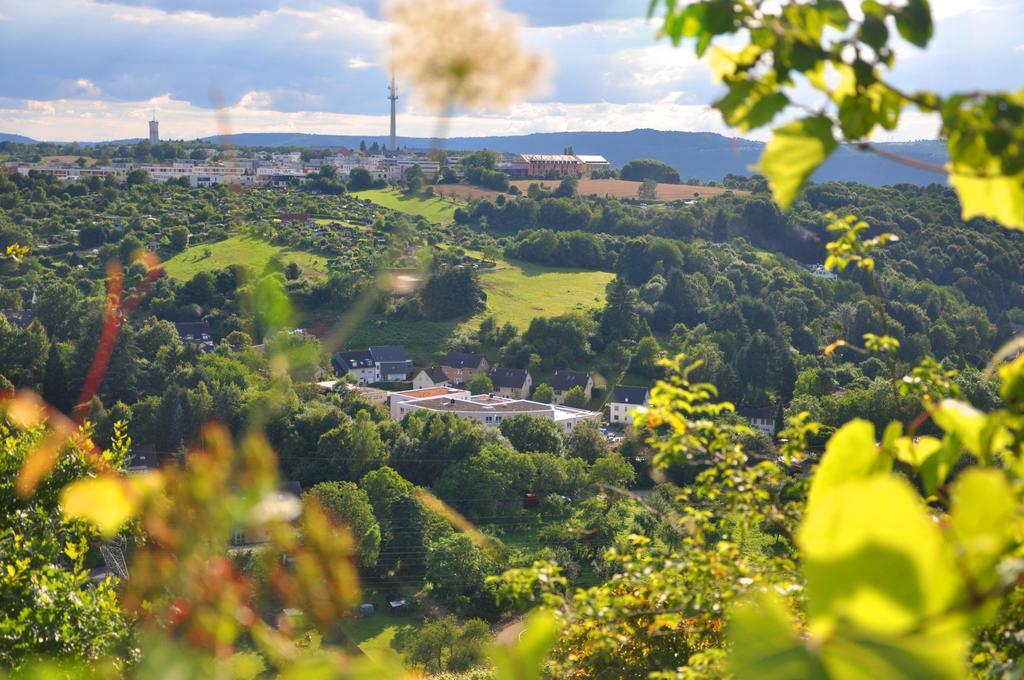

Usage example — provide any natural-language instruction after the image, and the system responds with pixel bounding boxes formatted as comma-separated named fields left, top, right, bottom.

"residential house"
left=126, top=443, right=161, bottom=472
left=332, top=350, right=376, bottom=385
left=369, top=345, right=413, bottom=381
left=739, top=406, right=776, bottom=436
left=489, top=367, right=532, bottom=398
left=609, top=386, right=649, bottom=424
left=413, top=366, right=450, bottom=390
left=174, top=321, right=215, bottom=351
left=550, top=370, right=593, bottom=404
left=440, top=351, right=490, bottom=385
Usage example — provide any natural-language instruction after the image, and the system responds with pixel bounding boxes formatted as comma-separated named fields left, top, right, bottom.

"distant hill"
left=0, top=132, right=38, bottom=144
left=203, top=129, right=948, bottom=186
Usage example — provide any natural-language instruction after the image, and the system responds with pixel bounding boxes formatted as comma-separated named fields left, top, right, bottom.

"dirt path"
left=494, top=616, right=525, bottom=645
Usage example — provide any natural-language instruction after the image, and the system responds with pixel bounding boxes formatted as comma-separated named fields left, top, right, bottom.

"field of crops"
left=510, top=178, right=745, bottom=200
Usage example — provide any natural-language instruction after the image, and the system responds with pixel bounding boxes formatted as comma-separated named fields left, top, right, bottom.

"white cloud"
left=71, top=78, right=102, bottom=97
left=24, top=100, right=57, bottom=115
left=236, top=90, right=272, bottom=109
left=347, top=56, right=373, bottom=69
left=1014, top=44, right=1024, bottom=52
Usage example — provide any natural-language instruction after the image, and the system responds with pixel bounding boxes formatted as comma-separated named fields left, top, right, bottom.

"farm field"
left=352, top=188, right=459, bottom=224
left=161, top=234, right=328, bottom=281
left=510, top=178, right=747, bottom=200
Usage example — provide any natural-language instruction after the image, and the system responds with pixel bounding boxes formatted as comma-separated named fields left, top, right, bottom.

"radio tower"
left=148, top=109, right=159, bottom=145
left=388, top=72, right=398, bottom=153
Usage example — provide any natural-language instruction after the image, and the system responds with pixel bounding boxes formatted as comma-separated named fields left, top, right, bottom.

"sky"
left=0, top=0, right=1021, bottom=142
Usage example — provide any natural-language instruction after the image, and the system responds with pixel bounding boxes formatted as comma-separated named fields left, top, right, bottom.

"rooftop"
left=489, top=366, right=530, bottom=389
left=393, top=386, right=466, bottom=399
left=441, top=351, right=486, bottom=369
left=551, top=370, right=591, bottom=391
left=405, top=395, right=550, bottom=414
left=520, top=154, right=581, bottom=162
left=334, top=350, right=374, bottom=369
left=612, top=385, right=649, bottom=405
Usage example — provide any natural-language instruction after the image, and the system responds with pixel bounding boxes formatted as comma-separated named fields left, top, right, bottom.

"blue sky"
left=0, top=0, right=1021, bottom=142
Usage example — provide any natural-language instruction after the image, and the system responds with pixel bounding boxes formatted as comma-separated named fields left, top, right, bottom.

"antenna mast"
left=388, top=71, right=398, bottom=152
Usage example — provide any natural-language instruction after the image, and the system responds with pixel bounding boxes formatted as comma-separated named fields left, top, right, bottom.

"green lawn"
left=161, top=234, right=328, bottom=281
left=473, top=259, right=615, bottom=330
left=353, top=188, right=459, bottom=224
left=341, top=589, right=424, bottom=664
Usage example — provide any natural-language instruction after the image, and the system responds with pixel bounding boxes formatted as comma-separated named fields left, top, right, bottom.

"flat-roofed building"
left=518, top=154, right=585, bottom=178
left=390, top=392, right=599, bottom=432
left=575, top=155, right=610, bottom=176
left=389, top=386, right=471, bottom=419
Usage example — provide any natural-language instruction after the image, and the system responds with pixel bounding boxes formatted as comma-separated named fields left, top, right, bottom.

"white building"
left=390, top=386, right=471, bottom=419
left=332, top=350, right=377, bottom=385
left=739, top=407, right=776, bottom=436
left=609, top=386, right=649, bottom=424
left=390, top=391, right=600, bottom=433
left=575, top=154, right=610, bottom=175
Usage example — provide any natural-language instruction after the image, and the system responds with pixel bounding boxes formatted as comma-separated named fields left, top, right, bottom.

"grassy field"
left=353, top=188, right=459, bottom=224
left=473, top=258, right=615, bottom=330
left=348, top=316, right=461, bottom=364
left=346, top=258, right=613, bottom=362
left=341, top=589, right=424, bottom=664
left=161, top=234, right=328, bottom=281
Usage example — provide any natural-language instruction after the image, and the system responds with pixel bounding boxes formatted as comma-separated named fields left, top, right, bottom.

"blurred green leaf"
left=758, top=116, right=837, bottom=210
left=950, top=468, right=1016, bottom=590
left=806, top=418, right=888, bottom=514
left=895, top=0, right=933, bottom=47
left=492, top=610, right=558, bottom=680
left=799, top=475, right=960, bottom=636
left=729, top=591, right=826, bottom=679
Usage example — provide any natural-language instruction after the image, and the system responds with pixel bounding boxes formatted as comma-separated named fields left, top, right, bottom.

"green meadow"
left=352, top=188, right=459, bottom=224
left=161, top=234, right=328, bottom=281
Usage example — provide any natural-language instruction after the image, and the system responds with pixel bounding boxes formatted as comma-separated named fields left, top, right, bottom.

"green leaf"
left=807, top=419, right=889, bottom=514
left=821, top=627, right=968, bottom=680
left=931, top=399, right=1012, bottom=463
left=948, top=169, right=1024, bottom=230
left=729, top=591, right=827, bottom=679
left=917, top=434, right=962, bottom=496
left=950, top=468, right=1016, bottom=590
left=859, top=14, right=889, bottom=50
left=715, top=80, right=789, bottom=131
left=895, top=0, right=933, bottom=47
left=758, top=116, right=837, bottom=210
left=254, top=274, right=295, bottom=332
left=799, top=475, right=960, bottom=636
